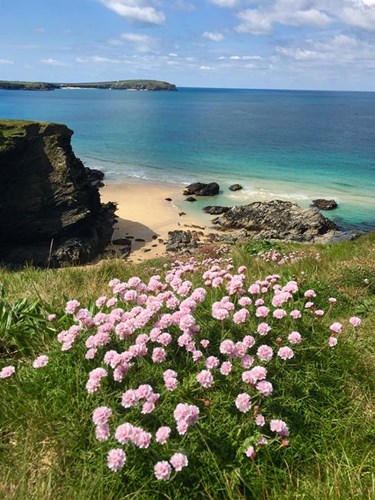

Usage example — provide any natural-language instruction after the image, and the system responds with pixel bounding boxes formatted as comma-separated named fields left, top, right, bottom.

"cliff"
left=0, top=120, right=116, bottom=267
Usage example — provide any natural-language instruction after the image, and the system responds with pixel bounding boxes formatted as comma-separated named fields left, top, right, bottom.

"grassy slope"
left=0, top=234, right=374, bottom=499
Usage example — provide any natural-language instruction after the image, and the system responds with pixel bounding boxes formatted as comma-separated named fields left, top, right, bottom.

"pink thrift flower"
left=192, top=350, right=203, bottom=362
left=290, top=309, right=302, bottom=319
left=155, top=426, right=171, bottom=444
left=92, top=406, right=112, bottom=425
left=115, top=423, right=134, bottom=444
left=255, top=414, right=265, bottom=426
left=220, top=361, right=232, bottom=375
left=238, top=296, right=252, bottom=307
left=32, top=355, right=49, bottom=368
left=233, top=308, right=249, bottom=324
left=256, top=306, right=270, bottom=318
left=235, top=393, right=252, bottom=413
left=196, top=370, right=214, bottom=388
left=107, top=449, right=126, bottom=472
left=136, top=384, right=153, bottom=399
left=245, top=446, right=256, bottom=459
left=270, top=419, right=289, bottom=436
left=95, top=424, right=110, bottom=441
left=200, top=339, right=210, bottom=348
left=95, top=296, right=107, bottom=307
left=305, top=301, right=314, bottom=309
left=288, top=331, right=302, bottom=344
left=273, top=308, right=287, bottom=319
left=349, top=316, right=361, bottom=327
left=142, top=401, right=155, bottom=414
left=47, top=314, right=56, bottom=322
left=257, top=322, right=271, bottom=336
left=152, top=347, right=167, bottom=364
left=241, top=355, right=254, bottom=369
left=170, top=453, right=188, bottom=471
left=164, top=377, right=178, bottom=391
left=154, top=461, right=172, bottom=481
left=330, top=322, right=342, bottom=334
left=65, top=299, right=80, bottom=314
left=242, top=335, right=255, bottom=348
left=304, top=289, right=316, bottom=298
left=121, top=389, right=139, bottom=408
left=257, top=345, right=274, bottom=362
left=329, top=297, right=337, bottom=304
left=256, top=380, right=273, bottom=396
left=205, top=356, right=220, bottom=370
left=255, top=298, right=265, bottom=306
left=85, top=348, right=97, bottom=360
left=220, top=339, right=236, bottom=356
left=328, top=336, right=338, bottom=347
left=0, top=365, right=15, bottom=379
left=277, top=346, right=294, bottom=360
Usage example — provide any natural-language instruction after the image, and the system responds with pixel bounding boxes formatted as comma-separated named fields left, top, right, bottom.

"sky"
left=1, top=0, right=375, bottom=90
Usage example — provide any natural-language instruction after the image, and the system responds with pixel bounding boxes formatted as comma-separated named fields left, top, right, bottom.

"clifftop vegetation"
left=0, top=79, right=177, bottom=91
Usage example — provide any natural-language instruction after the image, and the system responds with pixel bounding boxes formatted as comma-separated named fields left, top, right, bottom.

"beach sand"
left=100, top=182, right=217, bottom=262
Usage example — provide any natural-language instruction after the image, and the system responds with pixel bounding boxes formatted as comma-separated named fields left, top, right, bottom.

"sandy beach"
left=100, top=181, right=217, bottom=262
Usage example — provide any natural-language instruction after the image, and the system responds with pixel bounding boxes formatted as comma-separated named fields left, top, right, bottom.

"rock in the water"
left=212, top=200, right=338, bottom=242
left=185, top=196, right=197, bottom=202
left=166, top=230, right=199, bottom=253
left=312, top=199, right=338, bottom=210
left=229, top=184, right=243, bottom=192
left=0, top=120, right=116, bottom=267
left=203, top=205, right=231, bottom=215
left=183, top=182, right=220, bottom=196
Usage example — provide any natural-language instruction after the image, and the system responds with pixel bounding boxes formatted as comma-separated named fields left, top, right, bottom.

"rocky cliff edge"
left=0, top=120, right=116, bottom=267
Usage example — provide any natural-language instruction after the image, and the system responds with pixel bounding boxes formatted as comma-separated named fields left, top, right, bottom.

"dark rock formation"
left=85, top=167, right=105, bottom=188
left=312, top=199, right=338, bottom=210
left=165, top=197, right=172, bottom=202
left=185, top=196, right=197, bottom=202
left=229, top=184, right=243, bottom=191
left=0, top=120, right=116, bottom=267
left=183, top=182, right=220, bottom=196
left=212, top=200, right=338, bottom=242
left=166, top=230, right=199, bottom=253
left=203, top=205, right=231, bottom=215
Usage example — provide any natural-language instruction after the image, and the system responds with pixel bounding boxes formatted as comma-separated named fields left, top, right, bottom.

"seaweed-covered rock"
left=0, top=120, right=116, bottom=267
left=203, top=205, right=231, bottom=215
left=311, top=199, right=338, bottom=210
left=212, top=200, right=338, bottom=242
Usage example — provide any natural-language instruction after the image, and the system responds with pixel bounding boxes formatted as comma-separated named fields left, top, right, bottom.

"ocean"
left=1, top=87, right=374, bottom=231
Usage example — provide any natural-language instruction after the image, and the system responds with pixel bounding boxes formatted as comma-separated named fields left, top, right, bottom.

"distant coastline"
left=0, top=79, right=177, bottom=91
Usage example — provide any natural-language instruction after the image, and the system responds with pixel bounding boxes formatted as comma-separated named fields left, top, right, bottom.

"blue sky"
left=1, top=0, right=375, bottom=90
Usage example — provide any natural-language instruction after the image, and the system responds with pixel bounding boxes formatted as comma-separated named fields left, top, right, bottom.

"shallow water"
left=1, top=87, right=374, bottom=230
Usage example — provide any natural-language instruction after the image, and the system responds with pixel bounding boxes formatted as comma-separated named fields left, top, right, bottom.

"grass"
left=0, top=232, right=374, bottom=499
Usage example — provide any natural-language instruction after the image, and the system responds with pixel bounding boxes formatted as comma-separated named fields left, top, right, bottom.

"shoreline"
left=100, top=181, right=217, bottom=262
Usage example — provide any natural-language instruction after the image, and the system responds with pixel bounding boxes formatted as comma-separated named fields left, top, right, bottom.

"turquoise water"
left=1, top=87, right=374, bottom=230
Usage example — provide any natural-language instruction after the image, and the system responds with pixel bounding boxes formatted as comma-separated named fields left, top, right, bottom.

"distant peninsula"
left=0, top=79, right=177, bottom=91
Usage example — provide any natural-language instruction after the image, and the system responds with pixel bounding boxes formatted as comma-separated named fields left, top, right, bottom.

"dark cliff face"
left=0, top=120, right=116, bottom=267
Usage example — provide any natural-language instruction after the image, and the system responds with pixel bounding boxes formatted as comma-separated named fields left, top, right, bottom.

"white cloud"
left=121, top=32, right=158, bottom=52
left=40, top=58, right=67, bottom=66
left=0, top=58, right=14, bottom=64
left=200, top=65, right=215, bottom=70
left=76, top=56, right=121, bottom=63
left=208, top=0, right=239, bottom=7
left=100, top=0, right=165, bottom=25
left=236, top=2, right=331, bottom=34
left=169, top=52, right=178, bottom=57
left=203, top=31, right=224, bottom=41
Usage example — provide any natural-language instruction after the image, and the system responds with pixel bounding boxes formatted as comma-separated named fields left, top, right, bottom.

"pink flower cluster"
left=173, top=403, right=199, bottom=435
left=121, top=384, right=160, bottom=414
left=0, top=365, right=15, bottom=379
left=154, top=453, right=188, bottom=480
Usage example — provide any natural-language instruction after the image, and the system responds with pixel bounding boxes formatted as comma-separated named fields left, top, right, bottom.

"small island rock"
left=312, top=199, right=338, bottom=210
left=183, top=182, right=220, bottom=196
left=229, top=184, right=243, bottom=191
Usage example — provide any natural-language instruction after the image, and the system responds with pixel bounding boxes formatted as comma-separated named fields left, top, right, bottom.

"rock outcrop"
left=0, top=120, right=116, bottom=267
left=203, top=205, right=231, bottom=215
left=212, top=200, right=338, bottom=242
left=311, top=199, right=338, bottom=210
left=183, top=182, right=220, bottom=196
left=229, top=184, right=243, bottom=191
